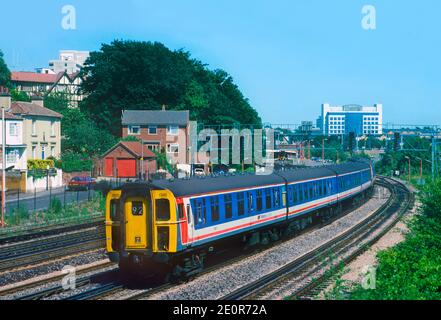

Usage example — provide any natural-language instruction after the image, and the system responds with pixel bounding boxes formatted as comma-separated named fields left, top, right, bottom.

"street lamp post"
left=46, top=165, right=50, bottom=191
left=416, top=157, right=423, bottom=181
left=404, top=156, right=411, bottom=182
left=141, top=139, right=144, bottom=180
left=1, top=106, right=5, bottom=227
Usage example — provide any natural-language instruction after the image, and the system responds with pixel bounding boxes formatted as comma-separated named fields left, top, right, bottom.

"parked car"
left=67, top=176, right=96, bottom=191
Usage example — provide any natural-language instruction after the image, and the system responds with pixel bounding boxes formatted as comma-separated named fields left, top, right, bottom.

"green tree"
left=0, top=50, right=10, bottom=88
left=80, top=40, right=261, bottom=136
left=44, top=93, right=117, bottom=157
left=61, top=107, right=117, bottom=156
left=10, top=88, right=30, bottom=102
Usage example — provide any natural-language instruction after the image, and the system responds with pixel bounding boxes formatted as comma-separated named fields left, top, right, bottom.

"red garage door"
left=104, top=158, right=114, bottom=177
left=116, top=159, right=136, bottom=177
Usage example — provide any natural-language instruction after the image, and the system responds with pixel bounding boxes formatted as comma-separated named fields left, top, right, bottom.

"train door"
left=124, top=197, right=148, bottom=249
left=185, top=199, right=194, bottom=247
left=151, top=190, right=178, bottom=253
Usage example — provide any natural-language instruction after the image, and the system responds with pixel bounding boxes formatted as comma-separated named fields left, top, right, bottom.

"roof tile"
left=10, top=102, right=62, bottom=118
left=121, top=110, right=189, bottom=126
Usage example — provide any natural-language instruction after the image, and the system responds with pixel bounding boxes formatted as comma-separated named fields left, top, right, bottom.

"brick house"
left=121, top=109, right=190, bottom=165
left=100, top=141, right=157, bottom=178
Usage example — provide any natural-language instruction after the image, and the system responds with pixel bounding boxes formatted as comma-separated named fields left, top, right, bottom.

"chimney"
left=31, top=95, right=44, bottom=107
left=0, top=88, right=11, bottom=110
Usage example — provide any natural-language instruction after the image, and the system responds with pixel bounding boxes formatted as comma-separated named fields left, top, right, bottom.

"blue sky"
left=1, top=0, right=440, bottom=125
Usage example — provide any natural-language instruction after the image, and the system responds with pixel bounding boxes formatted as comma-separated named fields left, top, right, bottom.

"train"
left=105, top=160, right=375, bottom=278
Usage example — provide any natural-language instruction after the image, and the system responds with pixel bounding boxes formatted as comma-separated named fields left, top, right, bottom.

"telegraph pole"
left=1, top=106, right=5, bottom=227
left=0, top=89, right=9, bottom=228
left=141, top=139, right=144, bottom=180
left=432, top=136, right=435, bottom=180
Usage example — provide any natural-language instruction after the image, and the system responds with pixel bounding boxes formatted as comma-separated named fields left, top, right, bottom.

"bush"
left=348, top=179, right=441, bottom=300
left=50, top=198, right=63, bottom=214
left=27, top=159, right=55, bottom=170
left=5, top=206, right=29, bottom=225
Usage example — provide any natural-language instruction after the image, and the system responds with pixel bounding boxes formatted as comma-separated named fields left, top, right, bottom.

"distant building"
left=318, top=103, right=383, bottom=136
left=298, top=121, right=321, bottom=135
left=11, top=72, right=61, bottom=95
left=10, top=71, right=84, bottom=107
left=121, top=109, right=190, bottom=165
left=35, top=67, right=56, bottom=75
left=48, top=50, right=89, bottom=74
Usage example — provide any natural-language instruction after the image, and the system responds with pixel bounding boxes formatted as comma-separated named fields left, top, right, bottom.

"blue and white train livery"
left=105, top=160, right=375, bottom=277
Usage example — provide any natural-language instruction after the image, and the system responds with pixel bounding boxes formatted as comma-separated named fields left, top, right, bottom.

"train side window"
left=248, top=192, right=254, bottom=213
left=286, top=186, right=292, bottom=205
left=256, top=190, right=263, bottom=212
left=304, top=184, right=308, bottom=201
left=186, top=204, right=191, bottom=224
left=155, top=199, right=169, bottom=221
left=237, top=192, right=245, bottom=216
left=195, top=198, right=206, bottom=225
left=211, top=196, right=220, bottom=222
left=273, top=188, right=280, bottom=207
left=293, top=185, right=298, bottom=204
left=224, top=194, right=233, bottom=219
left=178, top=203, right=184, bottom=220
left=265, top=189, right=272, bottom=209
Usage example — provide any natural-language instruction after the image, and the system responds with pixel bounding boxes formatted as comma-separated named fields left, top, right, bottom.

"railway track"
left=0, top=218, right=104, bottom=245
left=0, top=226, right=105, bottom=273
left=7, top=178, right=396, bottom=301
left=0, top=261, right=116, bottom=300
left=220, top=177, right=412, bottom=300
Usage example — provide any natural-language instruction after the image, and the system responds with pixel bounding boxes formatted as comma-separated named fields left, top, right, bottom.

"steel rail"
left=220, top=177, right=411, bottom=300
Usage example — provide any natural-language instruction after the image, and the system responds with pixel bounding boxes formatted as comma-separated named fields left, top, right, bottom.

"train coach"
left=105, top=160, right=375, bottom=278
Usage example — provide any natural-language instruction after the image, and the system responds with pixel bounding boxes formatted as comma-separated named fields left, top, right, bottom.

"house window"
left=32, top=146, right=36, bottom=159
left=41, top=146, right=45, bottom=159
left=51, top=146, right=55, bottom=157
left=51, top=121, right=55, bottom=136
left=9, top=123, right=18, bottom=136
left=32, top=120, right=36, bottom=136
left=167, top=125, right=179, bottom=135
left=167, top=144, right=179, bottom=154
left=148, top=126, right=157, bottom=134
left=6, top=150, right=18, bottom=164
left=128, top=126, right=140, bottom=135
left=147, top=144, right=159, bottom=151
